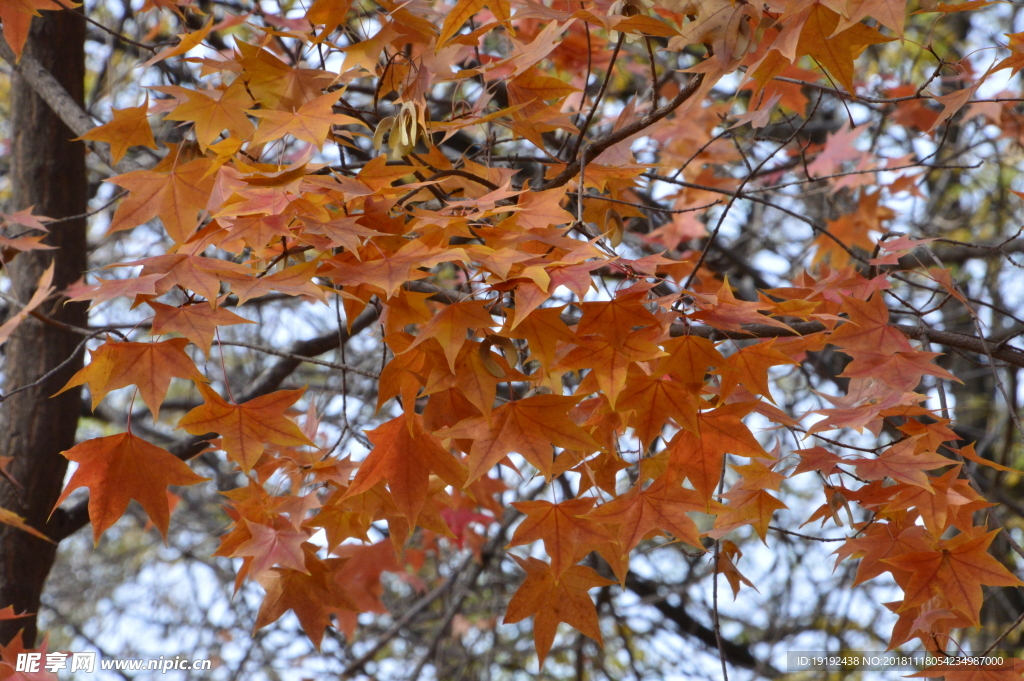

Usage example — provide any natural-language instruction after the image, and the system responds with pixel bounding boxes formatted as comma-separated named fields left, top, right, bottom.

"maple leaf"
left=503, top=555, right=613, bottom=665
left=656, top=335, right=725, bottom=391
left=717, top=339, right=797, bottom=403
left=78, top=100, right=158, bottom=164
left=343, top=412, right=466, bottom=522
left=849, top=439, right=955, bottom=491
left=0, top=606, right=30, bottom=621
left=144, top=16, right=213, bottom=66
left=617, top=369, right=699, bottom=448
left=576, top=289, right=659, bottom=335
left=128, top=253, right=252, bottom=305
left=590, top=475, right=705, bottom=552
left=710, top=487, right=788, bottom=542
left=829, top=293, right=914, bottom=355
left=437, top=394, right=601, bottom=483
left=515, top=186, right=576, bottom=230
left=56, top=338, right=205, bottom=419
left=715, top=539, right=757, bottom=598
left=0, top=0, right=62, bottom=60
left=688, top=278, right=794, bottom=334
left=232, top=520, right=311, bottom=577
left=149, top=302, right=254, bottom=353
left=557, top=326, right=666, bottom=407
left=508, top=498, right=612, bottom=576
left=955, top=442, right=1018, bottom=473
left=451, top=339, right=526, bottom=418
left=437, top=0, right=485, bottom=47
left=54, top=431, right=207, bottom=542
left=254, top=544, right=357, bottom=650
left=324, top=239, right=467, bottom=298
left=795, top=4, right=894, bottom=92
left=405, top=299, right=496, bottom=371
left=305, top=0, right=353, bottom=37
left=1, top=206, right=52, bottom=232
left=884, top=529, right=1023, bottom=622
left=0, top=632, right=58, bottom=681
left=0, top=506, right=53, bottom=543
left=159, top=82, right=255, bottom=148
left=177, top=384, right=314, bottom=472
left=65, top=273, right=162, bottom=308
left=667, top=404, right=771, bottom=499
left=884, top=466, right=982, bottom=536
left=499, top=304, right=575, bottom=366
left=107, top=152, right=216, bottom=243
left=792, top=446, right=843, bottom=476
left=840, top=348, right=960, bottom=391
left=0, top=263, right=53, bottom=347
left=833, top=0, right=908, bottom=38
left=250, top=91, right=365, bottom=149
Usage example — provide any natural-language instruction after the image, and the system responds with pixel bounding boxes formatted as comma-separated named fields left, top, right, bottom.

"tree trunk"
left=0, top=10, right=87, bottom=647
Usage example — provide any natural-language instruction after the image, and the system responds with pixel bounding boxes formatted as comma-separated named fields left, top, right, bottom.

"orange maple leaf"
left=159, top=82, right=256, bottom=148
left=667, top=404, right=771, bottom=499
left=710, top=487, right=788, bottom=542
left=884, top=529, right=1023, bottom=622
left=250, top=91, right=366, bottom=149
left=107, top=152, right=216, bottom=243
left=149, top=302, right=254, bottom=354
left=795, top=4, right=894, bottom=92
left=177, top=384, right=314, bottom=472
left=0, top=0, right=63, bottom=60
left=508, top=498, right=612, bottom=576
left=54, top=431, right=207, bottom=542
left=0, top=262, right=53, bottom=346
left=0, top=506, right=53, bottom=543
left=437, top=394, right=600, bottom=483
left=717, top=339, right=797, bottom=403
left=617, top=368, right=699, bottom=448
left=503, top=555, right=613, bottom=665
left=254, top=543, right=357, bottom=650
left=590, top=475, right=706, bottom=552
left=829, top=293, right=914, bottom=355
left=233, top=519, right=311, bottom=577
left=56, top=338, right=205, bottom=419
left=343, top=412, right=466, bottom=521
left=405, top=299, right=496, bottom=371
left=78, top=100, right=158, bottom=164
left=688, top=278, right=794, bottom=334
left=849, top=439, right=955, bottom=491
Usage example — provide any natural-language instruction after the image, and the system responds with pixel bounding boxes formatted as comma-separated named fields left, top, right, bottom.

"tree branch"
left=669, top=320, right=1024, bottom=369
left=625, top=573, right=782, bottom=678
left=543, top=73, right=705, bottom=191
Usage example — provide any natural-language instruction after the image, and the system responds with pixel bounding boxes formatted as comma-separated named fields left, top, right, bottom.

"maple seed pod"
left=373, top=101, right=427, bottom=160
left=478, top=340, right=506, bottom=378
left=608, top=0, right=650, bottom=43
left=828, top=491, right=854, bottom=527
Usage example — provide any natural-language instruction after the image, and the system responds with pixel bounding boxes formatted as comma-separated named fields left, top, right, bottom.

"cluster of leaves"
left=3, top=0, right=1024, bottom=675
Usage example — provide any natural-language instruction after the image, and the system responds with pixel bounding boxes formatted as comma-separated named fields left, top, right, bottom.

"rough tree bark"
left=0, top=11, right=87, bottom=647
